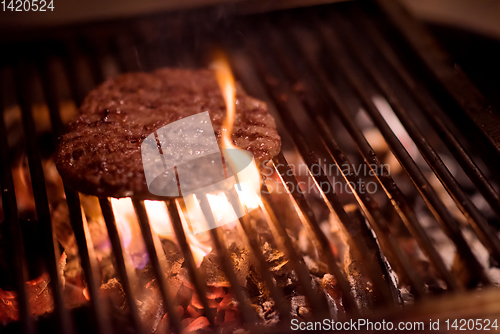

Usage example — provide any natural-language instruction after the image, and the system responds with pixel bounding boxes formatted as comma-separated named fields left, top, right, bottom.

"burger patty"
left=56, top=68, right=281, bottom=198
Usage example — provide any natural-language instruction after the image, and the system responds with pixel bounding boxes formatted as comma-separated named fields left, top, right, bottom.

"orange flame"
left=140, top=199, right=212, bottom=267
left=211, top=52, right=261, bottom=212
left=212, top=51, right=236, bottom=149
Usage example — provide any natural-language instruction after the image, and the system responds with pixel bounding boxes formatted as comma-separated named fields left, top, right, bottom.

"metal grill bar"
left=131, top=200, right=182, bottom=333
left=0, top=69, right=33, bottom=334
left=36, top=54, right=80, bottom=333
left=259, top=188, right=330, bottom=316
left=351, top=9, right=500, bottom=221
left=241, top=28, right=425, bottom=297
left=270, top=155, right=359, bottom=313
left=331, top=11, right=500, bottom=266
left=223, top=40, right=397, bottom=305
left=270, top=155, right=396, bottom=304
left=197, top=195, right=260, bottom=327
left=266, top=15, right=458, bottom=291
left=313, top=14, right=489, bottom=286
left=224, top=189, right=291, bottom=321
left=375, top=0, right=500, bottom=166
left=64, top=189, right=110, bottom=334
left=99, top=198, right=144, bottom=334
left=166, top=199, right=216, bottom=327
left=20, top=56, right=74, bottom=334
left=50, top=40, right=113, bottom=334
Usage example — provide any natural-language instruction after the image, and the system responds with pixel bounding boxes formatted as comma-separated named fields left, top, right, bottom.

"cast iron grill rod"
left=62, top=41, right=93, bottom=106
left=227, top=193, right=291, bottom=323
left=223, top=36, right=395, bottom=305
left=271, top=154, right=398, bottom=304
left=131, top=200, right=183, bottom=334
left=332, top=12, right=500, bottom=265
left=243, top=29, right=424, bottom=297
left=376, top=0, right=500, bottom=163
left=166, top=199, right=216, bottom=327
left=38, top=52, right=87, bottom=334
left=99, top=198, right=145, bottom=334
left=196, top=195, right=260, bottom=327
left=111, top=34, right=142, bottom=73
left=15, top=59, right=76, bottom=334
left=314, top=17, right=489, bottom=285
left=223, top=188, right=291, bottom=321
left=259, top=188, right=330, bottom=316
left=271, top=17, right=458, bottom=290
left=214, top=30, right=330, bottom=319
left=352, top=9, right=500, bottom=221
left=260, top=18, right=433, bottom=296
left=270, top=156, right=360, bottom=313
left=65, top=188, right=110, bottom=334
left=58, top=39, right=115, bottom=334
left=221, top=35, right=368, bottom=310
left=0, top=71, right=33, bottom=334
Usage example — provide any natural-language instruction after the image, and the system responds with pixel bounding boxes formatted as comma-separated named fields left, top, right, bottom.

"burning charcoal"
left=51, top=201, right=77, bottom=256
left=51, top=195, right=111, bottom=257
left=303, top=256, right=328, bottom=278
left=0, top=218, right=54, bottom=290
left=290, top=295, right=309, bottom=318
left=156, top=306, right=185, bottom=334
left=100, top=278, right=126, bottom=309
left=160, top=239, right=184, bottom=277
left=187, top=304, right=204, bottom=318
left=223, top=304, right=239, bottom=324
left=256, top=300, right=280, bottom=327
left=298, top=228, right=317, bottom=259
left=0, top=252, right=66, bottom=323
left=191, top=290, right=219, bottom=309
left=183, top=316, right=210, bottom=333
left=135, top=281, right=164, bottom=334
left=0, top=274, right=54, bottom=322
left=199, top=242, right=250, bottom=287
left=339, top=207, right=398, bottom=311
left=321, top=274, right=344, bottom=317
left=261, top=242, right=289, bottom=275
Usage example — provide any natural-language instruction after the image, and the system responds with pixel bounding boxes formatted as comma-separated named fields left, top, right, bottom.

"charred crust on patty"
left=56, top=68, right=281, bottom=199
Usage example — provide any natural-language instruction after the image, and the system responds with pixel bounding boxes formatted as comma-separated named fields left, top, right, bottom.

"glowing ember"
left=12, top=162, right=35, bottom=213
left=82, top=288, right=90, bottom=301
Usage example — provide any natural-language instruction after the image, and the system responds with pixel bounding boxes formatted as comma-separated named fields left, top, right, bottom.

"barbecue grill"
left=2, top=0, right=500, bottom=333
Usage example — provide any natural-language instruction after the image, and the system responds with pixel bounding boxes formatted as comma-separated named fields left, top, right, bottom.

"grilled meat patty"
left=56, top=68, right=281, bottom=198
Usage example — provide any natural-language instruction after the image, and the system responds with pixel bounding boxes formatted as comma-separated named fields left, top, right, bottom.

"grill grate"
left=1, top=1, right=500, bottom=333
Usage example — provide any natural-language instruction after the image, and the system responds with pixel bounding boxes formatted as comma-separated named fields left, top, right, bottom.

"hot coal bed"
left=2, top=1, right=500, bottom=334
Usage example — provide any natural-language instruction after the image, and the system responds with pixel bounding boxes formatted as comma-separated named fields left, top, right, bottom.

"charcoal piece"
left=160, top=238, right=184, bottom=277
left=199, top=242, right=250, bottom=287
left=261, top=242, right=289, bottom=275
left=255, top=300, right=280, bottom=327
left=100, top=277, right=126, bottom=310
left=321, top=274, right=344, bottom=317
